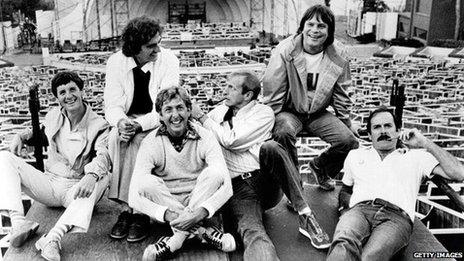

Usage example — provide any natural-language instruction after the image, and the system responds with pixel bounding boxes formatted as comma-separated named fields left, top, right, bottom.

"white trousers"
left=0, top=151, right=109, bottom=233
left=129, top=169, right=222, bottom=222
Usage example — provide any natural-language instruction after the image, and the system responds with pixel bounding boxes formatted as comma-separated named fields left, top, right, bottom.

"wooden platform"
left=4, top=197, right=228, bottom=261
left=5, top=185, right=451, bottom=261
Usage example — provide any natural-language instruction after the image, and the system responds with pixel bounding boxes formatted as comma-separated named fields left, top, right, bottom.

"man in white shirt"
left=104, top=16, right=180, bottom=242
left=192, top=71, right=332, bottom=260
left=327, top=106, right=464, bottom=260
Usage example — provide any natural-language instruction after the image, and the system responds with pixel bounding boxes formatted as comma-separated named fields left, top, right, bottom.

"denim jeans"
left=273, top=110, right=358, bottom=177
left=327, top=202, right=413, bottom=261
left=226, top=140, right=308, bottom=261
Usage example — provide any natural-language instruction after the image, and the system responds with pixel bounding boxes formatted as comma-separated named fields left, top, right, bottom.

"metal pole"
left=28, top=85, right=45, bottom=171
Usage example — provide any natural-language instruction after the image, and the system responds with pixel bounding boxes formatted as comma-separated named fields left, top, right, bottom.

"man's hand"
left=399, top=128, right=428, bottom=148
left=9, top=133, right=25, bottom=156
left=164, top=209, right=180, bottom=223
left=349, top=121, right=361, bottom=138
left=191, top=102, right=205, bottom=122
left=117, top=118, right=138, bottom=142
left=170, top=207, right=208, bottom=231
left=73, top=174, right=97, bottom=199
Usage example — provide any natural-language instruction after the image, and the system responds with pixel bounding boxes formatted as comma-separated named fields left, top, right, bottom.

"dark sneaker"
left=142, top=236, right=174, bottom=261
left=298, top=212, right=331, bottom=249
left=110, top=211, right=132, bottom=239
left=201, top=226, right=236, bottom=252
left=10, top=220, right=39, bottom=247
left=127, top=213, right=150, bottom=242
left=309, top=160, right=335, bottom=191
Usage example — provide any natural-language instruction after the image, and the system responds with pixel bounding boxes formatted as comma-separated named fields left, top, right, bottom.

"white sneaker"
left=201, top=226, right=236, bottom=252
left=35, top=234, right=61, bottom=261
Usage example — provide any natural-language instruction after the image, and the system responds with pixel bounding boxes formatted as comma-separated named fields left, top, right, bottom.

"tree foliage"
left=363, top=0, right=391, bottom=13
left=0, top=0, right=54, bottom=23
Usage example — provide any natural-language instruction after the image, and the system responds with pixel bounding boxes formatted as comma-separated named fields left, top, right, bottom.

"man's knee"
left=272, top=128, right=295, bottom=143
left=136, top=175, right=157, bottom=198
left=260, top=140, right=281, bottom=155
left=0, top=150, right=14, bottom=161
left=335, top=133, right=359, bottom=152
left=0, top=150, right=19, bottom=170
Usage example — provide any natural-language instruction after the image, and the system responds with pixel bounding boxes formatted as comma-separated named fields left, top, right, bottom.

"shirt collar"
left=367, top=145, right=409, bottom=157
left=234, top=100, right=258, bottom=118
left=59, top=103, right=90, bottom=132
left=124, top=56, right=154, bottom=74
left=156, top=121, right=200, bottom=140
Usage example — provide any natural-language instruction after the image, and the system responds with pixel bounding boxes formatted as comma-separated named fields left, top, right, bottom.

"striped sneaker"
left=201, top=226, right=236, bottom=252
left=142, top=236, right=173, bottom=261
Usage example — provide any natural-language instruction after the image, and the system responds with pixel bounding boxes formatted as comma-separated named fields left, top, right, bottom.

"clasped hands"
left=117, top=118, right=142, bottom=142
left=164, top=207, right=209, bottom=232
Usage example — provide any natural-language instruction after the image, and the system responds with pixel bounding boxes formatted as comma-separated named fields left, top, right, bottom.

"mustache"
left=377, top=134, right=391, bottom=141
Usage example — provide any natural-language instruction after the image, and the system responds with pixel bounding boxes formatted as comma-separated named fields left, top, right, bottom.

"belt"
left=357, top=198, right=411, bottom=223
left=232, top=170, right=260, bottom=181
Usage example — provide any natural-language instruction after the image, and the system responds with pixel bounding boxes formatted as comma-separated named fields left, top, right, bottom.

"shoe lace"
left=203, top=227, right=223, bottom=250
left=154, top=237, right=171, bottom=259
left=306, top=215, right=326, bottom=242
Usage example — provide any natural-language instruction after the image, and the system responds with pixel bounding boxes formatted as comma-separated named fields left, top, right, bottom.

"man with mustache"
left=127, top=87, right=235, bottom=260
left=104, top=16, right=179, bottom=242
left=262, top=5, right=359, bottom=192
left=192, top=70, right=331, bottom=259
left=327, top=106, right=464, bottom=260
left=0, top=71, right=111, bottom=261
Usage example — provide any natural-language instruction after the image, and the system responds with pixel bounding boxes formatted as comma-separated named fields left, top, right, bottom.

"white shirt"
left=203, top=101, right=275, bottom=178
left=342, top=147, right=439, bottom=221
left=104, top=49, right=180, bottom=131
left=304, top=51, right=324, bottom=102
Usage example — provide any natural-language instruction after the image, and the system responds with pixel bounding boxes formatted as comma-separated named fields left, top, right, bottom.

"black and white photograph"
left=0, top=0, right=463, bottom=260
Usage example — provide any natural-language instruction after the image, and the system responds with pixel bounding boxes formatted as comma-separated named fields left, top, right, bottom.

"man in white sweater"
left=128, top=86, right=235, bottom=260
left=192, top=71, right=331, bottom=260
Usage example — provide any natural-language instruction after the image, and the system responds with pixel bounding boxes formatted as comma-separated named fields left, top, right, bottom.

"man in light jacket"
left=262, top=5, right=359, bottom=191
left=0, top=71, right=111, bottom=261
left=104, top=16, right=180, bottom=242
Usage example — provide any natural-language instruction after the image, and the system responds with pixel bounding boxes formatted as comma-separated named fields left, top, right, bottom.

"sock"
left=9, top=210, right=26, bottom=229
left=298, top=207, right=312, bottom=216
left=167, top=228, right=189, bottom=252
left=47, top=224, right=73, bottom=242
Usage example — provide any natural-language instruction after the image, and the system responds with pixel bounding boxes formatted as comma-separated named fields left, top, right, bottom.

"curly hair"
left=121, top=16, right=163, bottom=57
left=51, top=71, right=84, bottom=97
left=297, top=5, right=335, bottom=49
left=155, top=86, right=192, bottom=114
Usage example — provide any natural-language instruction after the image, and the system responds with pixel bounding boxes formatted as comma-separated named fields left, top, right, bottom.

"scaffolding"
left=250, top=0, right=264, bottom=31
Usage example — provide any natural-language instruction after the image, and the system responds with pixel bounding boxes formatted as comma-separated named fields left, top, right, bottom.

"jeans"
left=226, top=140, right=308, bottom=261
left=327, top=202, right=413, bottom=261
left=0, top=151, right=110, bottom=233
left=273, top=110, right=358, bottom=177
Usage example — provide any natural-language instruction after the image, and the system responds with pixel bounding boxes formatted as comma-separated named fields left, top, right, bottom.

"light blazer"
left=44, top=106, right=111, bottom=180
left=262, top=34, right=352, bottom=126
left=104, top=48, right=180, bottom=131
